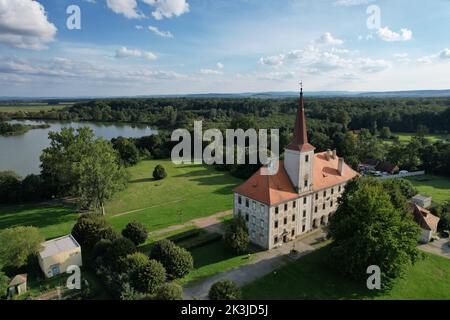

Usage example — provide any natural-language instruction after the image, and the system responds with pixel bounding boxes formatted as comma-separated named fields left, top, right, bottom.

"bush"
left=21, top=174, right=46, bottom=202
left=153, top=164, right=167, bottom=180
left=224, top=216, right=249, bottom=254
left=92, top=239, right=112, bottom=260
left=104, top=237, right=136, bottom=268
left=121, top=252, right=150, bottom=275
left=133, top=259, right=166, bottom=294
left=150, top=239, right=193, bottom=279
left=71, top=214, right=108, bottom=250
left=99, top=226, right=121, bottom=242
left=122, top=221, right=149, bottom=245
left=209, top=280, right=241, bottom=300
left=0, top=171, right=22, bottom=203
left=155, top=282, right=183, bottom=300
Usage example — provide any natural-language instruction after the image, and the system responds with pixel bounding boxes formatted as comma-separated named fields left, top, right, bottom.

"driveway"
left=183, top=229, right=326, bottom=300
left=419, top=238, right=450, bottom=259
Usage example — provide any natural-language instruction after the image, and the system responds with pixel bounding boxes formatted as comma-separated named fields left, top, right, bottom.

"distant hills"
left=2, top=89, right=450, bottom=101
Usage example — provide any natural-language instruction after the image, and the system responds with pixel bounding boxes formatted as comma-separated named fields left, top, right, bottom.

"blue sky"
left=1, top=0, right=450, bottom=97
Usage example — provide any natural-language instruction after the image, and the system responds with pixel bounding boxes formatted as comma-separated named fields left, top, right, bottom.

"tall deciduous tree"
left=0, top=226, right=44, bottom=269
left=328, top=177, right=421, bottom=289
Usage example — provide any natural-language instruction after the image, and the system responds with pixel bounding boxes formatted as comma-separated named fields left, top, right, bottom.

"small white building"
left=409, top=203, right=440, bottom=243
left=410, top=194, right=432, bottom=209
left=38, top=235, right=82, bottom=278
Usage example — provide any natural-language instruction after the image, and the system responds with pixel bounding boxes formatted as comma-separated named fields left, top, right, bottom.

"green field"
left=383, top=133, right=450, bottom=145
left=0, top=103, right=68, bottom=113
left=105, top=160, right=241, bottom=232
left=0, top=204, right=78, bottom=240
left=242, top=246, right=450, bottom=300
left=407, top=175, right=450, bottom=205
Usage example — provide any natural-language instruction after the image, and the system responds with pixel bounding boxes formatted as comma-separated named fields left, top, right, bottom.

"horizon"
left=1, top=1, right=450, bottom=96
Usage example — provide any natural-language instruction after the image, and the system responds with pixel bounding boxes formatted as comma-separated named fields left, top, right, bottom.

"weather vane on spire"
left=299, top=81, right=303, bottom=95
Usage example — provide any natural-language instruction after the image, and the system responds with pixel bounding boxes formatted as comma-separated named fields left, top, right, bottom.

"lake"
left=0, top=120, right=157, bottom=176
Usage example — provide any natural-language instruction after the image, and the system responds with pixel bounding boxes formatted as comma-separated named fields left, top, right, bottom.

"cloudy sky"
left=1, top=0, right=450, bottom=97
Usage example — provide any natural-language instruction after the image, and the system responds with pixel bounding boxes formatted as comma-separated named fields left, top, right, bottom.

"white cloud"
left=394, top=53, right=410, bottom=63
left=135, top=25, right=144, bottom=30
left=217, top=62, right=224, bottom=69
left=259, top=54, right=285, bottom=66
left=115, top=47, right=157, bottom=60
left=333, top=0, right=373, bottom=6
left=0, top=0, right=57, bottom=50
left=417, top=48, right=450, bottom=65
left=439, top=48, right=450, bottom=60
left=199, top=68, right=222, bottom=75
left=141, top=0, right=190, bottom=20
left=316, top=32, right=344, bottom=46
left=148, top=25, right=173, bottom=38
left=377, top=27, right=412, bottom=42
left=106, top=0, right=144, bottom=19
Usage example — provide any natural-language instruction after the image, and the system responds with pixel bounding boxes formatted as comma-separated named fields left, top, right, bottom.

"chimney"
left=332, top=149, right=337, bottom=159
left=326, top=149, right=332, bottom=161
left=338, top=158, right=345, bottom=176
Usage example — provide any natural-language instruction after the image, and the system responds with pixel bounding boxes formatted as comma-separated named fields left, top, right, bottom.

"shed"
left=8, top=274, right=27, bottom=297
left=410, top=194, right=432, bottom=209
left=38, top=235, right=82, bottom=278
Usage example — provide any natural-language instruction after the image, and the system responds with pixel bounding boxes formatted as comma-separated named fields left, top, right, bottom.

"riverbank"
left=0, top=122, right=50, bottom=136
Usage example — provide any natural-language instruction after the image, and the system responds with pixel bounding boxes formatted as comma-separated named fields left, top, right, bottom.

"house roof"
left=409, top=203, right=440, bottom=231
left=312, top=152, right=359, bottom=191
left=412, top=194, right=432, bottom=202
left=39, top=234, right=80, bottom=259
left=285, top=90, right=315, bottom=153
left=9, top=274, right=27, bottom=287
left=234, top=153, right=359, bottom=206
left=376, top=161, right=399, bottom=173
left=233, top=160, right=299, bottom=206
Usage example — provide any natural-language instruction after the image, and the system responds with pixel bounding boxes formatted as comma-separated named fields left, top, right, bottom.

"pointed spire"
left=286, top=82, right=315, bottom=152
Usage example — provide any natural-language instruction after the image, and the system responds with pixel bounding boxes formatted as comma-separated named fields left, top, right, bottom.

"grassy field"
left=242, top=246, right=450, bottom=300
left=407, top=175, right=450, bottom=205
left=0, top=204, right=79, bottom=240
left=106, top=160, right=241, bottom=232
left=0, top=103, right=68, bottom=113
left=383, top=133, right=450, bottom=145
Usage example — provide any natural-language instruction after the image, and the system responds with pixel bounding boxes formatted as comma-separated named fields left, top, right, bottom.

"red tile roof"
left=234, top=153, right=359, bottom=206
left=409, top=203, right=440, bottom=231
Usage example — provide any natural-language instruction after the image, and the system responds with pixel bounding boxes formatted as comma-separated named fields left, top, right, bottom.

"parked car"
left=441, top=230, right=450, bottom=238
left=399, top=170, right=409, bottom=175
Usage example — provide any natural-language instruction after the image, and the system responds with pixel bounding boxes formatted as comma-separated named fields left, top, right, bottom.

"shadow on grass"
left=129, top=177, right=156, bottom=184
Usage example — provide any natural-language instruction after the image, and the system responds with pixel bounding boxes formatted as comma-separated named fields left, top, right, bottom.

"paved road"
left=419, top=238, right=450, bottom=259
left=183, top=230, right=326, bottom=300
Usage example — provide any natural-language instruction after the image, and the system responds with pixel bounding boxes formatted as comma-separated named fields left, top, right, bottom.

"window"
left=251, top=231, right=256, bottom=239
left=331, top=188, right=334, bottom=195
left=260, top=205, right=265, bottom=214
left=275, top=207, right=279, bottom=214
left=260, top=219, right=264, bottom=228
left=339, top=185, right=342, bottom=192
left=292, top=214, right=296, bottom=222
left=245, top=199, right=249, bottom=207
left=331, top=200, right=334, bottom=207
left=323, top=191, right=327, bottom=197
left=323, top=203, right=326, bottom=210
left=315, top=194, right=319, bottom=200
left=304, top=180, right=308, bottom=187
left=305, top=155, right=309, bottom=162
left=252, top=201, right=256, bottom=210
left=245, top=213, right=249, bottom=222
left=238, top=196, right=242, bottom=204
left=291, top=229, right=295, bottom=236
left=284, top=217, right=288, bottom=225
left=314, top=206, right=318, bottom=213
left=303, top=210, right=307, bottom=218
left=302, top=225, right=306, bottom=232
left=252, top=216, right=256, bottom=225
left=274, top=236, right=278, bottom=244
left=303, top=197, right=307, bottom=204
left=293, top=201, right=296, bottom=208
left=238, top=209, right=242, bottom=216
left=274, top=220, right=279, bottom=228
left=284, top=203, right=288, bottom=211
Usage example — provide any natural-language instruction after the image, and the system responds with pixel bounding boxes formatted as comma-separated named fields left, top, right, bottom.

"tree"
left=150, top=240, right=193, bottom=279
left=71, top=214, right=108, bottom=250
left=21, top=174, right=46, bottom=202
left=0, top=272, right=9, bottom=299
left=112, top=137, right=140, bottom=166
left=155, top=282, right=184, bottom=300
left=104, top=237, right=136, bottom=267
left=209, top=280, right=241, bottom=300
left=379, top=127, right=392, bottom=139
left=0, top=226, right=44, bottom=269
left=0, top=171, right=22, bottom=203
left=328, top=177, right=421, bottom=289
left=224, top=216, right=249, bottom=254
left=121, top=252, right=150, bottom=275
left=153, top=164, right=167, bottom=180
left=122, top=221, right=148, bottom=245
left=133, top=259, right=166, bottom=294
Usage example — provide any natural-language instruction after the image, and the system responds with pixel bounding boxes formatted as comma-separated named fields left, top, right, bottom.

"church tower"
left=284, top=84, right=315, bottom=193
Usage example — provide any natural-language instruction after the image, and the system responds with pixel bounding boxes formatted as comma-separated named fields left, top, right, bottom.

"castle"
left=233, top=88, right=359, bottom=250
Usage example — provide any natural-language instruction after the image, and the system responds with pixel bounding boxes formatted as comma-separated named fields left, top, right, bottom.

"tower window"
left=315, top=194, right=319, bottom=200
left=293, top=201, right=296, bottom=208
left=284, top=217, right=288, bottom=225
left=284, top=203, right=288, bottom=211
left=304, top=180, right=308, bottom=188
left=303, top=198, right=307, bottom=204
left=303, top=210, right=307, bottom=218
left=305, top=155, right=309, bottom=163
left=275, top=207, right=279, bottom=214
left=315, top=206, right=318, bottom=213
left=292, top=214, right=296, bottom=222
left=274, top=220, right=279, bottom=228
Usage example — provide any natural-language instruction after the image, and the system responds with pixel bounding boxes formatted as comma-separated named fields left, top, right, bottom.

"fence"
left=378, top=171, right=425, bottom=180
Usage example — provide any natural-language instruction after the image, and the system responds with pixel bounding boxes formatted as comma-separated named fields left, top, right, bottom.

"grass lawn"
left=0, top=103, right=68, bottom=113
left=382, top=133, right=449, bottom=145
left=407, top=175, right=450, bottom=205
left=0, top=204, right=79, bottom=240
left=242, top=246, right=450, bottom=300
left=106, top=159, right=242, bottom=232
left=180, top=240, right=254, bottom=286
